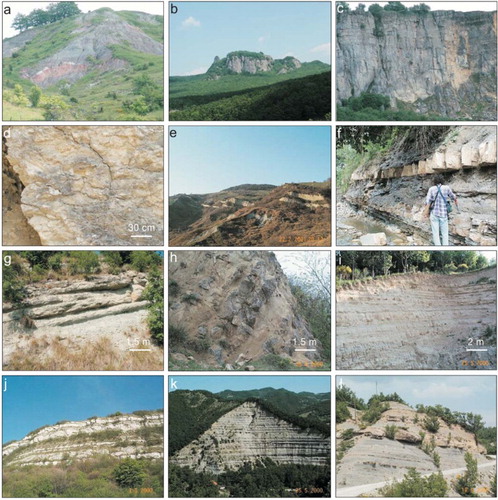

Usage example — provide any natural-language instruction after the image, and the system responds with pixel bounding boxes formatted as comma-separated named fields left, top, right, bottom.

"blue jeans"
left=430, top=213, right=449, bottom=245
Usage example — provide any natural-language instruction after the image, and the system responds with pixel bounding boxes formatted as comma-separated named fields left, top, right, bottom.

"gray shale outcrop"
left=336, top=9, right=497, bottom=119
left=171, top=401, right=330, bottom=474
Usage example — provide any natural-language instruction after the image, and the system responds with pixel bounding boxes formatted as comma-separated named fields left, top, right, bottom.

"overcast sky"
left=337, top=375, right=497, bottom=426
left=3, top=1, right=163, bottom=39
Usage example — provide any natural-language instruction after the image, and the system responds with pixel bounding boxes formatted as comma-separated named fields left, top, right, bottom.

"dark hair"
left=433, top=174, right=445, bottom=185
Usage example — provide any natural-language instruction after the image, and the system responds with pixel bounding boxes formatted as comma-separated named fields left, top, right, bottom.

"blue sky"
left=169, top=376, right=331, bottom=394
left=337, top=376, right=497, bottom=426
left=3, top=376, right=164, bottom=443
left=169, top=126, right=331, bottom=195
left=170, top=2, right=331, bottom=75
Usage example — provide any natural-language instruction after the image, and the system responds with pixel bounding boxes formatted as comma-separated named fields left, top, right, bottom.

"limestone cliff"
left=336, top=9, right=497, bottom=119
left=169, top=251, right=322, bottom=368
left=3, top=411, right=163, bottom=467
left=171, top=401, right=330, bottom=474
left=342, top=126, right=497, bottom=245
left=3, top=126, right=163, bottom=246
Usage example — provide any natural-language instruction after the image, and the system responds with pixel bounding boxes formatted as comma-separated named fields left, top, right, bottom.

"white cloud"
left=184, top=66, right=208, bottom=76
left=310, top=43, right=331, bottom=54
left=258, top=35, right=268, bottom=43
left=182, top=16, right=200, bottom=28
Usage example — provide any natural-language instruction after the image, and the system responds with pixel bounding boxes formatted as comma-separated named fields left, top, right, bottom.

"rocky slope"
left=3, top=411, right=163, bottom=467
left=336, top=402, right=494, bottom=496
left=169, top=251, right=322, bottom=368
left=341, top=126, right=497, bottom=245
left=3, top=126, right=163, bottom=245
left=207, top=51, right=302, bottom=78
left=4, top=9, right=162, bottom=88
left=3, top=270, right=159, bottom=369
left=171, top=401, right=330, bottom=474
left=336, top=267, right=497, bottom=370
left=336, top=9, right=497, bottom=119
left=169, top=183, right=331, bottom=246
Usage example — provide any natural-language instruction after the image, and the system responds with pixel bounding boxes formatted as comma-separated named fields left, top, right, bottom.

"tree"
left=455, top=452, right=478, bottom=497
left=29, top=87, right=42, bottom=107
left=337, top=1, right=350, bottom=12
left=384, top=1, right=407, bottom=12
left=113, top=458, right=146, bottom=488
left=12, top=13, right=29, bottom=32
left=368, top=4, right=384, bottom=16
left=423, top=415, right=440, bottom=433
left=142, top=268, right=164, bottom=345
left=465, top=413, right=484, bottom=445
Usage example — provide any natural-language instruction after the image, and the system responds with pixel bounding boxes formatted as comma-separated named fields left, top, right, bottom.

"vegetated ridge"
left=169, top=182, right=331, bottom=247
left=3, top=7, right=163, bottom=120
left=169, top=251, right=329, bottom=370
left=336, top=6, right=497, bottom=120
left=170, top=51, right=331, bottom=120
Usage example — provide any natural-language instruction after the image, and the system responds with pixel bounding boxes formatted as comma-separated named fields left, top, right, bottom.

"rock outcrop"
left=4, top=9, right=163, bottom=87
left=336, top=9, right=497, bottom=119
left=3, top=126, right=163, bottom=245
left=171, top=401, right=330, bottom=474
left=169, top=251, right=322, bottom=367
left=343, top=126, right=497, bottom=245
left=336, top=267, right=497, bottom=370
left=3, top=411, right=163, bottom=467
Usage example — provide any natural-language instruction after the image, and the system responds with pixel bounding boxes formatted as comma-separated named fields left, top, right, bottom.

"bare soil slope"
left=336, top=267, right=497, bottom=370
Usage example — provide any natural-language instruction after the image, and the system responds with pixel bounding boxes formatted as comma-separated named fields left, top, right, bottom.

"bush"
left=336, top=401, right=351, bottom=423
left=454, top=452, right=478, bottom=496
left=113, top=458, right=146, bottom=488
left=47, top=253, right=62, bottom=271
left=169, top=324, right=186, bottom=345
left=385, top=424, right=397, bottom=440
left=423, top=415, right=440, bottom=433
left=130, top=251, right=161, bottom=272
left=68, top=251, right=100, bottom=274
left=182, top=293, right=200, bottom=304
left=381, top=468, right=448, bottom=497
left=142, top=268, right=164, bottom=345
left=341, top=428, right=354, bottom=440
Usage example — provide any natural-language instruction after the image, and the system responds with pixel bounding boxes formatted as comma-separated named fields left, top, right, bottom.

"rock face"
left=207, top=51, right=302, bottom=77
left=169, top=251, right=321, bottom=367
left=337, top=402, right=489, bottom=494
left=3, top=271, right=153, bottom=367
left=171, top=401, right=330, bottom=474
left=336, top=267, right=497, bottom=370
left=3, top=126, right=163, bottom=245
left=3, top=411, right=163, bottom=467
left=336, top=9, right=497, bottom=119
left=344, top=126, right=497, bottom=245
left=4, top=9, right=163, bottom=87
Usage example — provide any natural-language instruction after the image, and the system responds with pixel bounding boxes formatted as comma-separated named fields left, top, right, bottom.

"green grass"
left=115, top=11, right=164, bottom=43
left=2, top=101, right=44, bottom=120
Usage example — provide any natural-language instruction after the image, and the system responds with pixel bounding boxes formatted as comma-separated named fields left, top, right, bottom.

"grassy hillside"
left=3, top=10, right=164, bottom=121
left=170, top=70, right=331, bottom=121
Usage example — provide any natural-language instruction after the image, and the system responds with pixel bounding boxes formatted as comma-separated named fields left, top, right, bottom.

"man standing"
left=425, top=174, right=457, bottom=245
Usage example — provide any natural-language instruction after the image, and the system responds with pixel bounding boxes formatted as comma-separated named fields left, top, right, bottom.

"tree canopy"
left=12, top=2, right=81, bottom=32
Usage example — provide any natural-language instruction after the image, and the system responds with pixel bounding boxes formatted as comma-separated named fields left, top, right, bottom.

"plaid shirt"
left=426, top=184, right=456, bottom=218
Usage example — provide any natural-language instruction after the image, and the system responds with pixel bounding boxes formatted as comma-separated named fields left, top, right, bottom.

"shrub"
left=169, top=280, right=180, bottom=297
left=423, top=415, right=440, bottom=433
left=454, top=452, right=478, bottom=496
left=433, top=451, right=440, bottom=468
left=336, top=401, right=351, bottom=423
left=142, top=268, right=164, bottom=345
left=385, top=424, right=397, bottom=440
left=169, top=324, right=187, bottom=345
left=341, top=428, right=354, bottom=440
left=182, top=293, right=200, bottom=304
left=113, top=458, right=146, bottom=488
left=381, top=468, right=448, bottom=497
left=68, top=251, right=100, bottom=274
left=130, top=251, right=161, bottom=272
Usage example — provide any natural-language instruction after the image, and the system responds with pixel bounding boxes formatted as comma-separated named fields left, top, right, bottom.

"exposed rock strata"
left=336, top=10, right=497, bottom=119
left=171, top=401, right=330, bottom=473
left=3, top=412, right=163, bottom=467
left=4, top=126, right=163, bottom=245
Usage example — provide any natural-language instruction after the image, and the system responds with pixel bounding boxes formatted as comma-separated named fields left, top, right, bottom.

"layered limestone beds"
left=336, top=402, right=491, bottom=493
left=4, top=126, right=163, bottom=246
left=3, top=413, right=163, bottom=467
left=171, top=402, right=330, bottom=474
left=4, top=10, right=163, bottom=87
left=344, top=126, right=497, bottom=245
left=169, top=251, right=321, bottom=367
left=336, top=267, right=497, bottom=370
left=336, top=10, right=497, bottom=119
left=3, top=271, right=151, bottom=366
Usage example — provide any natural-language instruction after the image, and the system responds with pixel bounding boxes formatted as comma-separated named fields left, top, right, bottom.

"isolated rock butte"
left=4, top=126, right=163, bottom=245
left=169, top=251, right=322, bottom=367
left=3, top=9, right=163, bottom=87
left=336, top=267, right=497, bottom=370
left=336, top=402, right=490, bottom=492
left=2, top=271, right=153, bottom=367
left=171, top=401, right=330, bottom=474
left=336, top=10, right=497, bottom=119
left=345, top=126, right=497, bottom=245
left=3, top=412, right=163, bottom=467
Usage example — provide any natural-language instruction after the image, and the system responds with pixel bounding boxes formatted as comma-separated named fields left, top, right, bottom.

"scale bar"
left=295, top=348, right=317, bottom=352
left=131, top=235, right=153, bottom=238
left=129, top=349, right=152, bottom=352
left=466, top=348, right=488, bottom=352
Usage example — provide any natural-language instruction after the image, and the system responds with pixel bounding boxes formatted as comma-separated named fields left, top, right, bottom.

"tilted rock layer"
left=4, top=126, right=163, bottom=245
left=171, top=401, right=330, bottom=474
left=336, top=9, right=497, bottom=119
left=345, top=126, right=497, bottom=245
left=169, top=251, right=322, bottom=367
left=3, top=412, right=163, bottom=467
left=336, top=267, right=497, bottom=370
